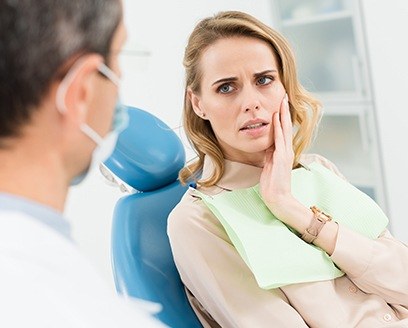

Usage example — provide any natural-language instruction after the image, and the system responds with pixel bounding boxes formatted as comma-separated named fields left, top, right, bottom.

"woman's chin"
left=243, top=140, right=273, bottom=153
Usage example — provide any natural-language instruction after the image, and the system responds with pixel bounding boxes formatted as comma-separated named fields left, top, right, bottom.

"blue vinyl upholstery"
left=104, top=107, right=202, bottom=327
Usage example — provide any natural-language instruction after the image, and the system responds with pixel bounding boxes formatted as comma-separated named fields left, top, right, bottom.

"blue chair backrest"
left=104, top=107, right=202, bottom=328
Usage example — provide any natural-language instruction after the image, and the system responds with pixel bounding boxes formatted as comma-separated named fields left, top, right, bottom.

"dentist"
left=0, top=0, right=164, bottom=327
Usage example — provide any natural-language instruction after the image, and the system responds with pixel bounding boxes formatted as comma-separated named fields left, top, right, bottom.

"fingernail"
left=285, top=93, right=288, bottom=102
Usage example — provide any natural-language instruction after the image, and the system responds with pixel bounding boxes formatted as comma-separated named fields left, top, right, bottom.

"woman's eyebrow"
left=254, top=69, right=278, bottom=77
left=212, top=69, right=278, bottom=86
left=212, top=76, right=238, bottom=86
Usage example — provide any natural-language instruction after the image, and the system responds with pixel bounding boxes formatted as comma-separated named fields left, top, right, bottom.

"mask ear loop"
left=98, top=63, right=120, bottom=86
left=80, top=124, right=104, bottom=145
left=56, top=57, right=92, bottom=114
left=55, top=56, right=104, bottom=145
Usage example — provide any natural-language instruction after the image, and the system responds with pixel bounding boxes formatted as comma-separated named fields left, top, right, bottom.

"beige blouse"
left=168, top=154, right=408, bottom=328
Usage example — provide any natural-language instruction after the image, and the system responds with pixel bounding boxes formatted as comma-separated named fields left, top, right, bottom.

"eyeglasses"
left=97, top=63, right=120, bottom=86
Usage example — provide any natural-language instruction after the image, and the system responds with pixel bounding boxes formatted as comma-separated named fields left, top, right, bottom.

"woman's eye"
left=218, top=84, right=234, bottom=94
left=257, top=76, right=273, bottom=85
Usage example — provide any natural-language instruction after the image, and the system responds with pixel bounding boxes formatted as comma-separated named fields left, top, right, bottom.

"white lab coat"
left=0, top=209, right=166, bottom=328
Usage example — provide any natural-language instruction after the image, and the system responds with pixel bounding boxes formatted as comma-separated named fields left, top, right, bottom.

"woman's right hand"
left=259, top=93, right=295, bottom=214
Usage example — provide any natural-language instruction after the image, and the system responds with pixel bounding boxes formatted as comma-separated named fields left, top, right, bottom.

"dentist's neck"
left=0, top=135, right=67, bottom=213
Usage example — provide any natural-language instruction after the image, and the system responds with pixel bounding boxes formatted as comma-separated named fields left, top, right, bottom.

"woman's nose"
left=241, top=87, right=261, bottom=113
left=245, top=105, right=259, bottom=112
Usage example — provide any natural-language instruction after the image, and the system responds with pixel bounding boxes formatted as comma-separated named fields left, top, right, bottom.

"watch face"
left=310, top=206, right=332, bottom=222
left=303, top=206, right=332, bottom=243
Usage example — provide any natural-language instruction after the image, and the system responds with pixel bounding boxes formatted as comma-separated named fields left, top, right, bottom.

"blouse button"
left=348, top=285, right=357, bottom=293
left=383, top=313, right=392, bottom=322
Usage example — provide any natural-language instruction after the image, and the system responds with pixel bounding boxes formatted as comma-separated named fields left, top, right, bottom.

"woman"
left=168, top=11, right=408, bottom=327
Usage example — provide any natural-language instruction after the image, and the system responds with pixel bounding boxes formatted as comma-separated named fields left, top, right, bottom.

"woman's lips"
left=239, top=122, right=269, bottom=137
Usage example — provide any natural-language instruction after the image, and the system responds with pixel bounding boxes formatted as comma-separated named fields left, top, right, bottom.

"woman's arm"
left=259, top=95, right=339, bottom=256
left=259, top=95, right=408, bottom=306
left=305, top=155, right=408, bottom=305
left=330, top=225, right=408, bottom=306
left=168, top=195, right=309, bottom=328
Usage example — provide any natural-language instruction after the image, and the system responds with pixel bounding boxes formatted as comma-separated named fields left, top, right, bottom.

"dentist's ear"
left=188, top=88, right=207, bottom=119
left=56, top=54, right=104, bottom=125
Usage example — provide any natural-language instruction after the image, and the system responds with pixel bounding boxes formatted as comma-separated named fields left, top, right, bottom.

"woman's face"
left=190, top=36, right=286, bottom=166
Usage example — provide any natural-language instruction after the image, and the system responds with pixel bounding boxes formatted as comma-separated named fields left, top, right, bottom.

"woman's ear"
left=188, top=88, right=207, bottom=119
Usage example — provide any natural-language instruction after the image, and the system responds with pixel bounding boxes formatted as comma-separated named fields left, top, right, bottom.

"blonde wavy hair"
left=179, top=11, right=321, bottom=187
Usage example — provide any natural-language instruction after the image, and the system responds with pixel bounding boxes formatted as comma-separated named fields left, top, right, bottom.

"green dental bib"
left=194, top=162, right=388, bottom=289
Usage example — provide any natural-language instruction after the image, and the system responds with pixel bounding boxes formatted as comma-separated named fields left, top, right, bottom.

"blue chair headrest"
left=104, top=107, right=186, bottom=192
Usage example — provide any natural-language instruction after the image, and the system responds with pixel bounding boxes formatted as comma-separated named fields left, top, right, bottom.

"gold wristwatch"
left=301, top=206, right=332, bottom=244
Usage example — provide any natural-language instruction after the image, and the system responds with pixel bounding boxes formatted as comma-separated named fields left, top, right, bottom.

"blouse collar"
left=201, top=156, right=263, bottom=192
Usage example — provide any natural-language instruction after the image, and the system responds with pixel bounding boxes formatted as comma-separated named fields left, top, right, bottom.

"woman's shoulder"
left=300, top=153, right=346, bottom=179
left=168, top=187, right=227, bottom=239
left=169, top=188, right=205, bottom=223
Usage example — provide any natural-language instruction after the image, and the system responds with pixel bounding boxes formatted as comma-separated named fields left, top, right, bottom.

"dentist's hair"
left=179, top=11, right=321, bottom=187
left=0, top=0, right=121, bottom=139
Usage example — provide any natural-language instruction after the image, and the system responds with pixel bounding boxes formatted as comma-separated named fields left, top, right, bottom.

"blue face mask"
left=111, top=99, right=129, bottom=132
left=55, top=59, right=129, bottom=186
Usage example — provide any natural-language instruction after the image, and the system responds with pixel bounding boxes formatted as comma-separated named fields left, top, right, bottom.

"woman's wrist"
left=266, top=196, right=312, bottom=233
left=266, top=196, right=339, bottom=256
left=313, top=220, right=339, bottom=256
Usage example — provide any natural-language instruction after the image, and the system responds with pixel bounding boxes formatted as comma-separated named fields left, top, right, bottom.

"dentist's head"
left=0, top=0, right=127, bottom=210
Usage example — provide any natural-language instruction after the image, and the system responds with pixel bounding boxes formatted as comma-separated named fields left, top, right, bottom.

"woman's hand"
left=259, top=93, right=295, bottom=215
left=259, top=94, right=339, bottom=253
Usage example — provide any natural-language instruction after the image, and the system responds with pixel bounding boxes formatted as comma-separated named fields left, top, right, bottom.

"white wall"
left=361, top=0, right=408, bottom=242
left=65, top=0, right=273, bottom=286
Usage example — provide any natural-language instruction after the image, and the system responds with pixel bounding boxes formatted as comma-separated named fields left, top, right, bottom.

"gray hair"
left=0, top=0, right=122, bottom=139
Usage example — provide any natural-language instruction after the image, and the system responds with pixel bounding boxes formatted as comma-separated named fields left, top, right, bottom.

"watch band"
left=301, top=206, right=332, bottom=244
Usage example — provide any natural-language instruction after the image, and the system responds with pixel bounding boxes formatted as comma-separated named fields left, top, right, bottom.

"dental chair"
left=103, top=107, right=202, bottom=327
